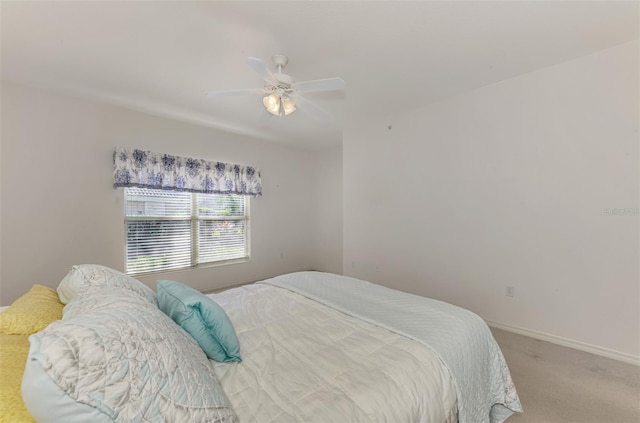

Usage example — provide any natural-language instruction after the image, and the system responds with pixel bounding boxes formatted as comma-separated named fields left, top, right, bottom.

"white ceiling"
left=2, top=1, right=638, bottom=151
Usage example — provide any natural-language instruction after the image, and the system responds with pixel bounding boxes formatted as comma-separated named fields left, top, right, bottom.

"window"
left=124, top=187, right=249, bottom=275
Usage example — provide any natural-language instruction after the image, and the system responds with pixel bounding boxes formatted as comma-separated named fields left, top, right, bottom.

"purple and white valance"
left=113, top=147, right=262, bottom=197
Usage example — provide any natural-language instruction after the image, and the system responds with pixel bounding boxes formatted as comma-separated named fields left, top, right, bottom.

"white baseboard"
left=486, top=320, right=640, bottom=366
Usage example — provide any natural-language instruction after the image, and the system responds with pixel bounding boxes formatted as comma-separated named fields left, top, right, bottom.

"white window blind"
left=124, top=187, right=249, bottom=275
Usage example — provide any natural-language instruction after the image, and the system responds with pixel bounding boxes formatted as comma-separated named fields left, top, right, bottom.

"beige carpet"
left=492, top=328, right=640, bottom=423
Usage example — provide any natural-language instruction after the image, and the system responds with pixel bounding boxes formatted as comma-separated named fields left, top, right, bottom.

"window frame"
left=123, top=188, right=250, bottom=276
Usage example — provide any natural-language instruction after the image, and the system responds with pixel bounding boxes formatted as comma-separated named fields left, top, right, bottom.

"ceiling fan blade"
left=294, top=77, right=346, bottom=94
left=295, top=95, right=335, bottom=122
left=246, top=57, right=276, bottom=83
left=207, top=88, right=264, bottom=97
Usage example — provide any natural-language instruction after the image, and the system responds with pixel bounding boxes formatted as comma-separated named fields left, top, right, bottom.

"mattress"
left=209, top=283, right=458, bottom=423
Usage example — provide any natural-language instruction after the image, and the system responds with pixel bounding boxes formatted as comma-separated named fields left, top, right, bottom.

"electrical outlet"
left=505, top=286, right=515, bottom=297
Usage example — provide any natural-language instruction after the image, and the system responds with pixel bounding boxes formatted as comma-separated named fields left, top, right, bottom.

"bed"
left=7, top=265, right=522, bottom=423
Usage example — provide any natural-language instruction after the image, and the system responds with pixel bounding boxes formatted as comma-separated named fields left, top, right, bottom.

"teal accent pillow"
left=157, top=280, right=242, bottom=362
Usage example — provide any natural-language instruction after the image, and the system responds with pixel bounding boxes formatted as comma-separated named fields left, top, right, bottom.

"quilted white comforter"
left=209, top=283, right=457, bottom=423
left=263, top=272, right=522, bottom=423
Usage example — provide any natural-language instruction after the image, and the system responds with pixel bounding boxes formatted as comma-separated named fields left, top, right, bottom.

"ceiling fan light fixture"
left=282, top=95, right=296, bottom=116
left=263, top=93, right=296, bottom=116
left=263, top=93, right=280, bottom=115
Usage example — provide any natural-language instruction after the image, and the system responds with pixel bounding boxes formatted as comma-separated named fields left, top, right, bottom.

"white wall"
left=310, top=145, right=343, bottom=274
left=343, top=41, right=639, bottom=360
left=0, top=81, right=341, bottom=304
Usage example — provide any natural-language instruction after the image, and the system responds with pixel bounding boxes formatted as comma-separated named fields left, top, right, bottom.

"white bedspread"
left=209, top=283, right=457, bottom=423
left=262, top=272, right=522, bottom=423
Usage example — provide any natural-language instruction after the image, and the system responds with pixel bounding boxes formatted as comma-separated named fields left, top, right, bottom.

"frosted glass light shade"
left=263, top=94, right=280, bottom=115
left=282, top=96, right=296, bottom=115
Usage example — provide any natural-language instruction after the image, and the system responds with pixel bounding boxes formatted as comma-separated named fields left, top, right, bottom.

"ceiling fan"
left=207, top=54, right=345, bottom=119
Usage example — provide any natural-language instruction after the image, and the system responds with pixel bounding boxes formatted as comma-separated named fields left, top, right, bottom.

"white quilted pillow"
left=57, top=264, right=157, bottom=306
left=22, top=285, right=238, bottom=423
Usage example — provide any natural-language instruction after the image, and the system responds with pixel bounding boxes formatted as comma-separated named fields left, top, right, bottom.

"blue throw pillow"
left=157, top=280, right=241, bottom=362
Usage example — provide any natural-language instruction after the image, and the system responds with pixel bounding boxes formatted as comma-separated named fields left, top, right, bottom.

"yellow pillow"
left=0, top=285, right=64, bottom=335
left=0, top=334, right=35, bottom=422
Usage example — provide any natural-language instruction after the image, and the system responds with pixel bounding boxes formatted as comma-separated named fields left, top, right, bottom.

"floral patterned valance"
left=113, top=147, right=262, bottom=197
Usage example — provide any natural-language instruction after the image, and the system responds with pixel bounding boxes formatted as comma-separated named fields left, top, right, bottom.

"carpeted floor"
left=492, top=328, right=640, bottom=423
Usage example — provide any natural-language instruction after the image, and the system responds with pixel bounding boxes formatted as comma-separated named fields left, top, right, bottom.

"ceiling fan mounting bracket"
left=272, top=54, right=289, bottom=70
